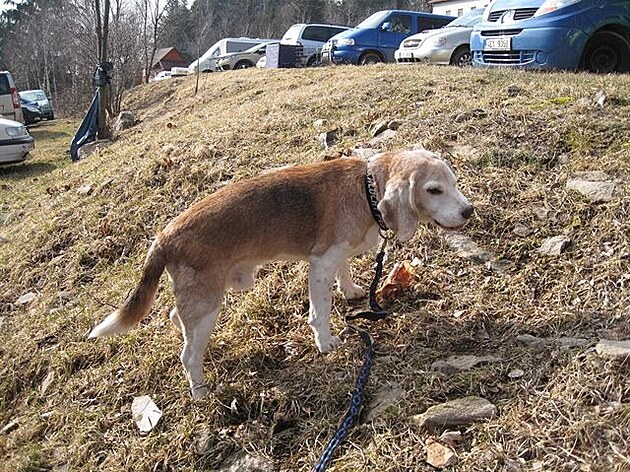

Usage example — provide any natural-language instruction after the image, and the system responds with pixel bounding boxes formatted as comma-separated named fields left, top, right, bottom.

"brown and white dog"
left=89, top=150, right=473, bottom=399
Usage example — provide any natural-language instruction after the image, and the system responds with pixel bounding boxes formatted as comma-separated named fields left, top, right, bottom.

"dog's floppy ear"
left=378, top=174, right=418, bottom=242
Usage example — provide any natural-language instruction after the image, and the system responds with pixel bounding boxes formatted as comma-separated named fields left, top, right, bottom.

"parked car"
left=322, top=10, right=455, bottom=65
left=19, top=89, right=54, bottom=120
left=395, top=8, right=484, bottom=66
left=471, top=0, right=630, bottom=72
left=0, top=116, right=34, bottom=164
left=280, top=23, right=351, bottom=66
left=0, top=71, right=24, bottom=123
left=217, top=41, right=279, bottom=70
left=189, top=38, right=275, bottom=73
left=151, top=70, right=171, bottom=81
left=19, top=97, right=42, bottom=125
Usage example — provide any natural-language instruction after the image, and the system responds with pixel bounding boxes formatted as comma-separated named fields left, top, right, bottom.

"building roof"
left=151, top=47, right=180, bottom=67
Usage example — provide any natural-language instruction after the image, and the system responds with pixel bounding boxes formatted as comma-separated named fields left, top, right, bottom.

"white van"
left=188, top=38, right=274, bottom=73
left=0, top=71, right=24, bottom=124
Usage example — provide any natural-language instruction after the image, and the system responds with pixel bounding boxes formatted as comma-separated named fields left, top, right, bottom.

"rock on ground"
left=538, top=235, right=571, bottom=255
left=595, top=339, right=630, bottom=360
left=411, top=396, right=497, bottom=430
left=431, top=355, right=502, bottom=375
left=425, top=438, right=458, bottom=469
left=219, top=451, right=273, bottom=472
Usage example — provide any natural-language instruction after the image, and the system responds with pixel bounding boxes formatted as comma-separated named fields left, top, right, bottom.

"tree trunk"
left=95, top=0, right=111, bottom=140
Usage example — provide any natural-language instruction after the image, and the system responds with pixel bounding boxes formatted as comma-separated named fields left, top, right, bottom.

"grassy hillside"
left=1, top=64, right=629, bottom=472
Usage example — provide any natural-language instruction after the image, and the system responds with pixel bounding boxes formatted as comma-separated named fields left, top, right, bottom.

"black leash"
left=314, top=236, right=390, bottom=471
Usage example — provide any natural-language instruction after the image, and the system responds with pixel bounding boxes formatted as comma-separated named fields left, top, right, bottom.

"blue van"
left=321, top=10, right=455, bottom=65
left=471, top=0, right=630, bottom=73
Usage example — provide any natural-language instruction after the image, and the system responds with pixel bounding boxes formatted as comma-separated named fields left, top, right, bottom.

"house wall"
left=431, top=0, right=492, bottom=16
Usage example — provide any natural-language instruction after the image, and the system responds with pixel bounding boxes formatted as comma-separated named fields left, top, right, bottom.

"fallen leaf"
left=376, top=261, right=415, bottom=302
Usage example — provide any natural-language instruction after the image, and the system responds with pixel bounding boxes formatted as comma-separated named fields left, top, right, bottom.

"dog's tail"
left=89, top=239, right=167, bottom=339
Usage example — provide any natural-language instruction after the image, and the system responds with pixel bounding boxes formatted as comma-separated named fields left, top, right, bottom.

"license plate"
left=484, top=37, right=511, bottom=51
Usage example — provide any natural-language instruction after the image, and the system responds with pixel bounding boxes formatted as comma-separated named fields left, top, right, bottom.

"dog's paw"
left=342, top=283, right=366, bottom=301
left=317, top=335, right=341, bottom=353
left=191, top=385, right=209, bottom=401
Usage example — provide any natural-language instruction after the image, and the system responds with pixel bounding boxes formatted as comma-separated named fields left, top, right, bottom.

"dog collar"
left=365, top=168, right=389, bottom=232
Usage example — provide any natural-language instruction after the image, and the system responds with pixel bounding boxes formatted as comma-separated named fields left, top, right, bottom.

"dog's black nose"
left=462, top=205, right=474, bottom=220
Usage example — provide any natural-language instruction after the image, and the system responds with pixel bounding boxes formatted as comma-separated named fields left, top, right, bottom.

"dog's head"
left=374, top=150, right=473, bottom=242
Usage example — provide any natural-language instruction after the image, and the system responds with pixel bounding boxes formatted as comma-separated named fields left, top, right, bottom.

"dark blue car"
left=321, top=10, right=455, bottom=65
left=471, top=0, right=630, bottom=73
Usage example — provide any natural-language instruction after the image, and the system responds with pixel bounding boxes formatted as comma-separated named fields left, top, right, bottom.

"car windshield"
left=244, top=42, right=276, bottom=53
left=21, top=91, right=46, bottom=101
left=447, top=9, right=483, bottom=27
left=356, top=11, right=390, bottom=29
left=282, top=25, right=302, bottom=41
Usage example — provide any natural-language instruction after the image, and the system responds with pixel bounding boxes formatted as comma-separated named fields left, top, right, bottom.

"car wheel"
left=359, top=52, right=382, bottom=65
left=234, top=61, right=254, bottom=69
left=451, top=46, right=472, bottom=67
left=48, top=114, right=54, bottom=120
left=583, top=31, right=630, bottom=73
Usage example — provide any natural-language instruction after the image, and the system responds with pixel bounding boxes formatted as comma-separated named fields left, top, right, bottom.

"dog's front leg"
left=308, top=249, right=346, bottom=353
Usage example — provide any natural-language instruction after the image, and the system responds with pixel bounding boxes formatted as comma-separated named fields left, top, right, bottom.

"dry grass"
left=1, top=64, right=629, bottom=472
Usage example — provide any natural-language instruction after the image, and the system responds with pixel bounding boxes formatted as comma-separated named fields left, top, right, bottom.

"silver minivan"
left=281, top=23, right=351, bottom=66
left=0, top=71, right=24, bottom=123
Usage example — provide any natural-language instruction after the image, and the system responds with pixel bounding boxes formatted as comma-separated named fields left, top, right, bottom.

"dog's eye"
left=427, top=187, right=443, bottom=195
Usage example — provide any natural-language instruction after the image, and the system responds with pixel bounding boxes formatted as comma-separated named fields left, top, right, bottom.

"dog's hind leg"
left=177, top=298, right=221, bottom=400
left=173, top=270, right=224, bottom=400
left=169, top=307, right=183, bottom=331
left=336, top=259, right=365, bottom=300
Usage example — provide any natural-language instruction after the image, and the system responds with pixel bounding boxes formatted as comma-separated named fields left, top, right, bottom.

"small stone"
left=316, top=129, right=339, bottom=150
left=313, top=118, right=327, bottom=127
left=368, top=128, right=397, bottom=146
left=219, top=451, right=274, bottom=472
left=444, top=233, right=491, bottom=263
left=15, top=292, right=36, bottom=306
left=454, top=108, right=487, bottom=122
left=114, top=111, right=135, bottom=132
left=538, top=235, right=571, bottom=255
left=508, top=368, right=524, bottom=379
left=516, top=334, right=547, bottom=348
left=595, top=339, right=630, bottom=360
left=0, top=419, right=18, bottom=435
left=351, top=148, right=380, bottom=160
left=566, top=178, right=616, bottom=203
left=439, top=430, right=463, bottom=446
left=507, top=84, right=522, bottom=97
left=557, top=337, right=589, bottom=349
left=77, top=184, right=94, bottom=196
left=411, top=396, right=497, bottom=430
left=513, top=224, right=533, bottom=237
left=431, top=355, right=501, bottom=375
left=594, top=89, right=606, bottom=107
left=425, top=438, right=459, bottom=469
left=365, top=382, right=407, bottom=421
left=0, top=235, right=7, bottom=244
left=370, top=120, right=390, bottom=137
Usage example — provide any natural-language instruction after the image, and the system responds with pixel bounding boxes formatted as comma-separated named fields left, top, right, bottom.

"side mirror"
left=381, top=22, right=391, bottom=31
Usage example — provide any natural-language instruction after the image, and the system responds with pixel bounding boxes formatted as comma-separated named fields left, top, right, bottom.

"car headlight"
left=5, top=125, right=27, bottom=138
left=534, top=0, right=581, bottom=17
left=431, top=37, right=447, bottom=47
left=403, top=39, right=421, bottom=48
left=336, top=38, right=355, bottom=47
